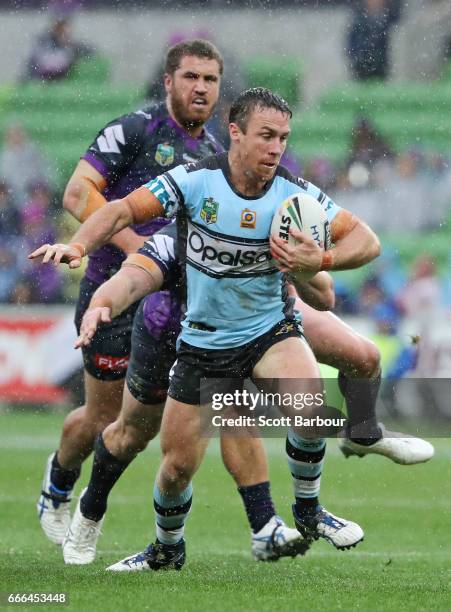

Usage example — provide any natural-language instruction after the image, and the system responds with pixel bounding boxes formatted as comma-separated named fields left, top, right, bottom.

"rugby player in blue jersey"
left=65, top=222, right=333, bottom=565
left=58, top=213, right=431, bottom=567
left=33, top=41, right=310, bottom=563
left=31, top=92, right=434, bottom=569
left=32, top=88, right=372, bottom=567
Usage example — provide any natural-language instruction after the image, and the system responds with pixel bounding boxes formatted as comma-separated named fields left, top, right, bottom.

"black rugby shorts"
left=168, top=318, right=304, bottom=405
left=125, top=301, right=178, bottom=405
left=74, top=277, right=138, bottom=381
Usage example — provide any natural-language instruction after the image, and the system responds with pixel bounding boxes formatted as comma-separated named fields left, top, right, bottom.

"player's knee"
left=119, top=424, right=150, bottom=456
left=161, top=452, right=196, bottom=490
left=356, top=339, right=381, bottom=378
left=341, top=336, right=381, bottom=378
left=123, top=405, right=163, bottom=439
left=61, top=407, right=89, bottom=440
left=84, top=399, right=121, bottom=432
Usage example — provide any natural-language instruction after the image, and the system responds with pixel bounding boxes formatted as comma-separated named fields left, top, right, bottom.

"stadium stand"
left=244, top=56, right=302, bottom=110
left=0, top=55, right=144, bottom=190
left=0, top=46, right=448, bottom=320
left=0, top=53, right=144, bottom=304
left=290, top=80, right=451, bottom=162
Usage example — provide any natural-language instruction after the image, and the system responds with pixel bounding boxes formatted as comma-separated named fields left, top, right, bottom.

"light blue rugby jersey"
left=143, top=152, right=341, bottom=350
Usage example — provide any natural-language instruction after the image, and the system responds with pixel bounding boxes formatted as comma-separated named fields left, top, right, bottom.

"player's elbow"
left=368, top=232, right=381, bottom=261
left=315, top=285, right=335, bottom=311
left=357, top=221, right=381, bottom=263
left=322, top=286, right=336, bottom=310
left=62, top=180, right=82, bottom=215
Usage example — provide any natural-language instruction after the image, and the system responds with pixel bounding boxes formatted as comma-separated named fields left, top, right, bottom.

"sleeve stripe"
left=82, top=152, right=109, bottom=178
left=163, top=172, right=185, bottom=207
left=330, top=209, right=358, bottom=242
left=122, top=253, right=162, bottom=277
left=125, top=186, right=164, bottom=224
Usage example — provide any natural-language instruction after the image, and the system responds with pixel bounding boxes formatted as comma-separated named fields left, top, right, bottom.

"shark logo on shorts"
left=155, top=143, right=175, bottom=167
left=200, top=197, right=219, bottom=225
left=275, top=321, right=303, bottom=336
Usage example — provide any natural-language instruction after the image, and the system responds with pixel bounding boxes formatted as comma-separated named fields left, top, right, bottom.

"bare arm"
left=270, top=209, right=380, bottom=279
left=292, top=272, right=335, bottom=311
left=64, top=160, right=149, bottom=254
left=63, top=159, right=108, bottom=221
left=75, top=257, right=164, bottom=347
left=28, top=186, right=163, bottom=267
left=93, top=261, right=163, bottom=318
left=326, top=211, right=381, bottom=271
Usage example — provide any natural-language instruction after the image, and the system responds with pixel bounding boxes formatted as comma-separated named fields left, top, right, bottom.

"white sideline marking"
left=1, top=434, right=450, bottom=457
left=2, top=492, right=450, bottom=511
left=0, top=434, right=61, bottom=450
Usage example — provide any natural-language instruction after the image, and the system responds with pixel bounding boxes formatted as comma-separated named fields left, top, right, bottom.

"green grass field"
left=1, top=410, right=450, bottom=611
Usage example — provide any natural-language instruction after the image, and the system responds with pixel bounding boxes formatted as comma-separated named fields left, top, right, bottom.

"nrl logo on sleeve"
left=200, top=197, right=219, bottom=225
left=155, top=143, right=175, bottom=166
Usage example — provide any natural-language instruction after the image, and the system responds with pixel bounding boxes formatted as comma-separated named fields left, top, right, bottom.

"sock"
left=286, top=429, right=326, bottom=515
left=237, top=481, right=276, bottom=533
left=50, top=452, right=80, bottom=495
left=80, top=433, right=131, bottom=521
left=153, top=481, right=193, bottom=545
left=338, top=372, right=382, bottom=444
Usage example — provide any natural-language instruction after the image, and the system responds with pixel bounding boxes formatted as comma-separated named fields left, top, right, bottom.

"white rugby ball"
left=270, top=192, right=331, bottom=250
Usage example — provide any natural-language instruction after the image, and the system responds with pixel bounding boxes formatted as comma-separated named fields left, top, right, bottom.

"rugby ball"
left=271, top=192, right=331, bottom=250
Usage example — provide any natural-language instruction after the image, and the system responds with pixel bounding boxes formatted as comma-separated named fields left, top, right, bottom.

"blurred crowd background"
left=1, top=0, right=451, bottom=397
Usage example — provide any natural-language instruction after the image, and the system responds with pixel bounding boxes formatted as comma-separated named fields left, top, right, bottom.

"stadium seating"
left=289, top=113, right=352, bottom=162
left=8, top=83, right=142, bottom=113
left=4, top=56, right=449, bottom=188
left=290, top=80, right=451, bottom=162
left=1, top=56, right=145, bottom=189
left=68, top=53, right=111, bottom=84
left=3, top=55, right=449, bottom=274
left=244, top=56, right=302, bottom=109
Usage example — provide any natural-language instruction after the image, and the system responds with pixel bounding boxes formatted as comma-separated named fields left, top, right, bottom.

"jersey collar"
left=220, top=152, right=277, bottom=200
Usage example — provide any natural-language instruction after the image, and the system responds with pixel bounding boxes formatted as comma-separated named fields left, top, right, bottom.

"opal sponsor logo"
left=187, top=223, right=276, bottom=278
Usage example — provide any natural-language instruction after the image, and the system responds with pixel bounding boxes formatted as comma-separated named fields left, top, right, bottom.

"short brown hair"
left=229, top=87, right=292, bottom=133
left=164, top=39, right=224, bottom=75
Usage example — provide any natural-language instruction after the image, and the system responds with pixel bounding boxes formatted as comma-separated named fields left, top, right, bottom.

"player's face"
left=165, top=55, right=221, bottom=129
left=230, top=107, right=290, bottom=183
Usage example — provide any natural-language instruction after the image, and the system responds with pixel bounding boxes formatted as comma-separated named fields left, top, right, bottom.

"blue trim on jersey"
left=149, top=156, right=341, bottom=349
left=164, top=171, right=185, bottom=207
left=186, top=258, right=280, bottom=279
left=189, top=219, right=271, bottom=245
left=146, top=178, right=171, bottom=206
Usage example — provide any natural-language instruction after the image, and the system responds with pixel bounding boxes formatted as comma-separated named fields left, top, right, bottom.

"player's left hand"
left=270, top=227, right=322, bottom=280
left=28, top=243, right=84, bottom=268
left=75, top=307, right=112, bottom=348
